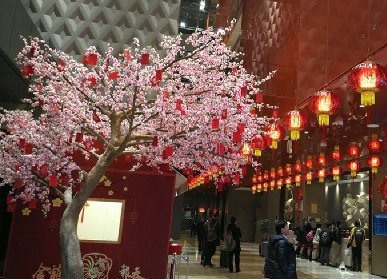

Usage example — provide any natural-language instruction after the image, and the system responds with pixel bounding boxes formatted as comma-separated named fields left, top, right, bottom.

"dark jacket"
left=264, top=235, right=297, bottom=279
left=226, top=223, right=242, bottom=251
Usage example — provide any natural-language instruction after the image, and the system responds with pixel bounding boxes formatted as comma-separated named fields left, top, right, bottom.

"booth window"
left=77, top=199, right=125, bottom=244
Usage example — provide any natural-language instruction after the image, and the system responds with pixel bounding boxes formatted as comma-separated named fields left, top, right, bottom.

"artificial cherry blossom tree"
left=0, top=28, right=275, bottom=279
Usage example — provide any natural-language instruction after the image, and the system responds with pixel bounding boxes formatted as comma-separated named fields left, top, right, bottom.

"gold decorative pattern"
left=108, top=190, right=114, bottom=196
left=22, top=207, right=31, bottom=216
left=52, top=198, right=63, bottom=207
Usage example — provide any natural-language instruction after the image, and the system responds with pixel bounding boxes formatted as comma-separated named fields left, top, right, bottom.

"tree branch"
left=82, top=125, right=108, bottom=146
left=75, top=143, right=100, bottom=160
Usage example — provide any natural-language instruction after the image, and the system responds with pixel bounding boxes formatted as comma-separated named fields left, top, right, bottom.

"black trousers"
left=352, top=246, right=362, bottom=272
left=228, top=249, right=240, bottom=272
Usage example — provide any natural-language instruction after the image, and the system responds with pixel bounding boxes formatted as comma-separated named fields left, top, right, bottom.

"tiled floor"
left=171, top=232, right=383, bottom=279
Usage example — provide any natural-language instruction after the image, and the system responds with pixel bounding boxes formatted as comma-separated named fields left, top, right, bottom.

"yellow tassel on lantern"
left=252, top=190, right=256, bottom=194
left=372, top=167, right=378, bottom=173
left=270, top=140, right=278, bottom=149
left=296, top=183, right=300, bottom=187
left=360, top=90, right=376, bottom=106
left=254, top=149, right=262, bottom=156
left=270, top=187, right=274, bottom=191
left=333, top=175, right=339, bottom=181
left=307, top=180, right=311, bottom=185
left=318, top=114, right=330, bottom=126
left=277, top=185, right=281, bottom=190
left=319, top=177, right=324, bottom=183
left=290, top=130, right=300, bottom=140
left=351, top=171, right=357, bottom=177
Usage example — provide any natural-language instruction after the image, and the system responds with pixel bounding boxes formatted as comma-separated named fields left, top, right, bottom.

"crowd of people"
left=264, top=218, right=367, bottom=278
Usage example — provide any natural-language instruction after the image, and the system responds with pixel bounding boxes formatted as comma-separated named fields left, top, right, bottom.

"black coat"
left=264, top=235, right=297, bottom=279
left=226, top=223, right=242, bottom=251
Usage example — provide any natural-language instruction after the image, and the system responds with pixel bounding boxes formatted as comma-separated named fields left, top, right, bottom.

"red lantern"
left=108, top=71, right=119, bottom=80
left=241, top=142, right=251, bottom=157
left=283, top=110, right=308, bottom=140
left=263, top=170, right=269, bottom=181
left=263, top=182, right=269, bottom=192
left=251, top=135, right=266, bottom=156
left=348, top=61, right=386, bottom=106
left=285, top=176, right=292, bottom=187
left=294, top=161, right=302, bottom=173
left=252, top=175, right=257, bottom=183
left=266, top=122, right=284, bottom=149
left=367, top=134, right=381, bottom=153
left=140, top=53, right=149, bottom=65
left=285, top=164, right=292, bottom=175
left=317, top=168, right=327, bottom=183
left=277, top=167, right=284, bottom=177
left=257, top=183, right=262, bottom=192
left=295, top=174, right=302, bottom=187
left=347, top=160, right=360, bottom=177
left=21, top=64, right=34, bottom=76
left=309, top=90, right=340, bottom=126
left=82, top=53, right=98, bottom=66
left=306, top=171, right=313, bottom=184
left=277, top=178, right=283, bottom=189
left=332, top=145, right=341, bottom=162
left=330, top=166, right=343, bottom=181
left=368, top=155, right=383, bottom=173
left=317, top=153, right=326, bottom=167
left=251, top=185, right=257, bottom=194
left=270, top=180, right=276, bottom=190
left=270, top=168, right=276, bottom=179
left=347, top=142, right=361, bottom=158
left=305, top=156, right=314, bottom=170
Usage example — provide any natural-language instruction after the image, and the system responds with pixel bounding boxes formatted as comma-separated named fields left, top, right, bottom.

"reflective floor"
left=171, top=232, right=383, bottom=279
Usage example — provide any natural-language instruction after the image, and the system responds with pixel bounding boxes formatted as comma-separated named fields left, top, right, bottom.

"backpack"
left=319, top=229, right=332, bottom=246
left=226, top=230, right=236, bottom=251
left=306, top=230, right=314, bottom=242
left=207, top=223, right=217, bottom=242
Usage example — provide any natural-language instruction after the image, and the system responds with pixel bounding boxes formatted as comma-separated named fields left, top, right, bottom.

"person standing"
left=204, top=215, right=219, bottom=267
left=226, top=216, right=242, bottom=273
left=319, top=223, right=332, bottom=266
left=196, top=215, right=205, bottom=254
left=264, top=220, right=297, bottom=279
left=348, top=220, right=366, bottom=272
left=330, top=221, right=342, bottom=267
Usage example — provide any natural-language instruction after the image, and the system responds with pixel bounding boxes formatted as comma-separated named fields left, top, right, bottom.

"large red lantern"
left=306, top=171, right=313, bottom=184
left=294, top=161, right=302, bottom=173
left=330, top=166, right=343, bottom=181
left=277, top=167, right=284, bottom=177
left=348, top=61, right=386, bottom=106
left=285, top=164, right=293, bottom=175
left=283, top=110, right=308, bottom=140
left=332, top=145, right=341, bottom=162
left=347, top=160, right=360, bottom=177
left=251, top=135, right=266, bottom=156
left=317, top=168, right=327, bottom=183
left=368, top=155, right=383, bottom=173
left=266, top=122, right=285, bottom=149
left=367, top=134, right=381, bottom=153
left=309, top=90, right=340, bottom=126
left=347, top=142, right=361, bottom=158
left=317, top=153, right=326, bottom=167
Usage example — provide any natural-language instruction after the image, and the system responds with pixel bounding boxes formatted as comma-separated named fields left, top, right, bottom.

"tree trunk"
left=60, top=208, right=83, bottom=279
left=59, top=147, right=117, bottom=279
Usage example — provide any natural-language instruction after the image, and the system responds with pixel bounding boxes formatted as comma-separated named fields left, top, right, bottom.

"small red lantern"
left=317, top=153, right=326, bottom=167
left=251, top=185, right=257, bottom=194
left=348, top=61, right=386, bottom=106
left=368, top=155, right=383, bottom=173
left=305, top=156, right=314, bottom=169
left=285, top=176, right=293, bottom=188
left=295, top=174, right=302, bottom=187
left=309, top=90, right=340, bottom=126
left=285, top=164, right=292, bottom=175
left=257, top=183, right=262, bottom=192
left=294, top=161, right=302, bottom=173
left=266, top=122, right=284, bottom=149
left=140, top=53, right=149, bottom=65
left=277, top=167, right=284, bottom=177
left=347, top=160, right=360, bottom=177
left=252, top=175, right=257, bottom=183
left=367, top=134, right=381, bottom=153
left=257, top=175, right=263, bottom=183
left=263, top=182, right=269, bottom=192
left=270, top=180, right=276, bottom=190
left=283, top=110, right=308, bottom=140
left=317, top=168, right=327, bottom=182
left=332, top=145, right=341, bottom=162
left=306, top=171, right=313, bottom=184
left=263, top=170, right=269, bottom=181
left=330, top=166, right=343, bottom=181
left=347, top=142, right=361, bottom=158
left=277, top=178, right=283, bottom=189
left=251, top=135, right=266, bottom=156
left=270, top=168, right=276, bottom=179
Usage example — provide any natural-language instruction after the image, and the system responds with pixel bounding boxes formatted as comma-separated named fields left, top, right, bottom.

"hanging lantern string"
left=324, top=0, right=330, bottom=85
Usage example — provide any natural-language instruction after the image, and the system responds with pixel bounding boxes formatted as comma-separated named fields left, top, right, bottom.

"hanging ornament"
left=276, top=178, right=283, bottom=189
left=251, top=185, right=257, bottom=194
left=367, top=134, right=382, bottom=153
left=252, top=175, right=257, bottom=183
left=309, top=90, right=340, bottom=126
left=270, top=168, right=276, bottom=180
left=270, top=180, right=276, bottom=190
left=285, top=164, right=292, bottom=175
left=317, top=153, right=326, bottom=167
left=263, top=170, right=269, bottom=181
left=347, top=160, right=360, bottom=177
left=241, top=142, right=251, bottom=158
left=285, top=176, right=293, bottom=188
left=317, top=168, right=327, bottom=183
left=251, top=135, right=266, bottom=156
left=330, top=166, right=343, bottom=181
left=368, top=155, right=383, bottom=173
left=257, top=183, right=262, bottom=192
left=347, top=142, right=361, bottom=158
left=306, top=171, right=313, bottom=184
left=266, top=122, right=284, bottom=149
left=263, top=182, right=269, bottom=192
left=277, top=167, right=284, bottom=177
left=332, top=145, right=341, bottom=162
left=283, top=110, right=308, bottom=140
left=305, top=155, right=314, bottom=170
left=294, top=160, right=302, bottom=173
left=348, top=61, right=386, bottom=106
left=295, top=174, right=302, bottom=187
